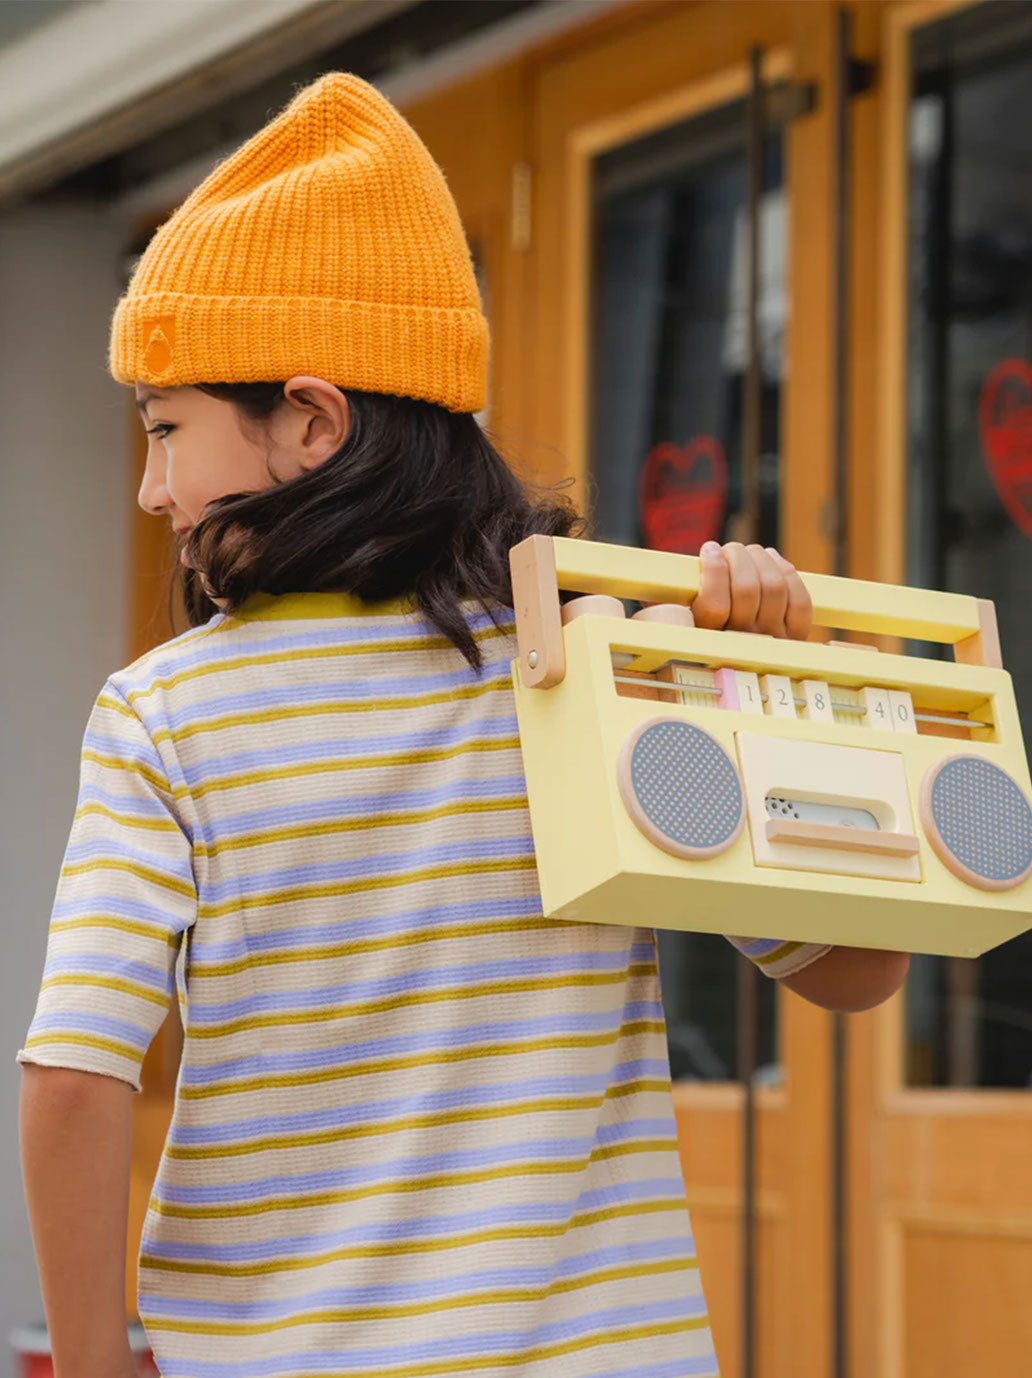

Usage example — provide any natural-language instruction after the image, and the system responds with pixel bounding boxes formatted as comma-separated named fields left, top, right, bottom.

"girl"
left=18, top=73, right=908, bottom=1378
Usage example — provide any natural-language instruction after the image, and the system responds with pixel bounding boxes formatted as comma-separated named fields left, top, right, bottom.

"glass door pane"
left=589, top=98, right=787, bottom=1081
left=906, top=3, right=1032, bottom=1088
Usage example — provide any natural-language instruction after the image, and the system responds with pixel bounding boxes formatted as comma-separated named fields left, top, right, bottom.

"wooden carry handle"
left=509, top=535, right=1002, bottom=689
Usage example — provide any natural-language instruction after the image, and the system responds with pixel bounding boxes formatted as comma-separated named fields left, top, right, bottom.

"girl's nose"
left=138, top=453, right=170, bottom=516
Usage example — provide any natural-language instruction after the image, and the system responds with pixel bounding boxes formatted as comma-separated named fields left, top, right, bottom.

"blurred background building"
left=2, top=1, right=1031, bottom=1375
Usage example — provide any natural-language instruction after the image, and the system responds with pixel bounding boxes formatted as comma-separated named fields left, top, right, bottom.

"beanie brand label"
left=142, top=315, right=176, bottom=375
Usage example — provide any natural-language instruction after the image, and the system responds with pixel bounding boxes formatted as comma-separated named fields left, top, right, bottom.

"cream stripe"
left=136, top=1316, right=711, bottom=1378
left=196, top=856, right=537, bottom=920
left=144, top=1256, right=700, bottom=1334
left=40, top=974, right=168, bottom=1008
left=151, top=1141, right=679, bottom=1220
left=191, top=916, right=554, bottom=980
left=187, top=966, right=653, bottom=1040
left=60, top=857, right=193, bottom=900
left=165, top=1080, right=670, bottom=1160
left=179, top=1023, right=665, bottom=1101
left=140, top=1198, right=689, bottom=1278
left=193, top=795, right=528, bottom=859
left=23, top=1031, right=141, bottom=1063
left=49, top=915, right=178, bottom=947
left=170, top=735, right=520, bottom=805
left=122, top=622, right=513, bottom=707
left=81, top=748, right=167, bottom=794
left=154, top=679, right=511, bottom=750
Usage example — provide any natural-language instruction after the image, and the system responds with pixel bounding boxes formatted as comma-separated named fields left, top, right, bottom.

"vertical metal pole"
left=743, top=47, right=765, bottom=545
left=737, top=43, right=765, bottom=1378
left=736, top=955, right=759, bottom=1378
left=832, top=10, right=852, bottom=1378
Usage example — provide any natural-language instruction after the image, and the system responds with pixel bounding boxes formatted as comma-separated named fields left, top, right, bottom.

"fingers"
left=746, top=544, right=790, bottom=635
left=690, top=542, right=732, bottom=629
left=768, top=548, right=813, bottom=641
left=690, top=540, right=812, bottom=641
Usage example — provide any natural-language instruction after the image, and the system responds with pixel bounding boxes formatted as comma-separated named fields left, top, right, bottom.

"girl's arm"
left=20, top=1065, right=136, bottom=1378
left=18, top=681, right=197, bottom=1374
left=698, top=543, right=912, bottom=1015
left=779, top=944, right=911, bottom=1012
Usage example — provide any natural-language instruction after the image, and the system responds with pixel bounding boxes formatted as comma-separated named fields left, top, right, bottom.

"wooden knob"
left=561, top=595, right=626, bottom=624
left=632, top=603, right=695, bottom=626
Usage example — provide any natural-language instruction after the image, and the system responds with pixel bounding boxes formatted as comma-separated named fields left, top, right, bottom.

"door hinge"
left=766, top=79, right=819, bottom=124
left=847, top=57, right=877, bottom=98
left=511, top=161, right=532, bottom=253
left=763, top=59, right=875, bottom=127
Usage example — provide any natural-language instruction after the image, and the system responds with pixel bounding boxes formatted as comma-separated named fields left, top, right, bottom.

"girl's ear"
left=281, top=375, right=351, bottom=467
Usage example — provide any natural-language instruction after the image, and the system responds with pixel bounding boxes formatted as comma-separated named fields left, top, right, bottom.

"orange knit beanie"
left=108, top=73, right=489, bottom=413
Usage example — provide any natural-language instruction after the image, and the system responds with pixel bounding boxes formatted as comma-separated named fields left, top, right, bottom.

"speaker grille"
left=924, top=755, right=1032, bottom=890
left=620, top=718, right=743, bottom=859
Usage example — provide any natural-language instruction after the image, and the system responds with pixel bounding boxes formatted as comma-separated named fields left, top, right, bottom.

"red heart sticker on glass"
left=979, top=358, right=1032, bottom=538
left=639, top=436, right=727, bottom=554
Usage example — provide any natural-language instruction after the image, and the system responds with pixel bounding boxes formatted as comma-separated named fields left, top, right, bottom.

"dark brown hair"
left=174, top=385, right=583, bottom=670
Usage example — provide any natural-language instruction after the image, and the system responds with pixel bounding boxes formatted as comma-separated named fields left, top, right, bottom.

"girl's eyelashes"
left=145, top=423, right=175, bottom=440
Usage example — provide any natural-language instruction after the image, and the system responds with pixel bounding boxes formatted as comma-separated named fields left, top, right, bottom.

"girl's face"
left=134, top=378, right=351, bottom=554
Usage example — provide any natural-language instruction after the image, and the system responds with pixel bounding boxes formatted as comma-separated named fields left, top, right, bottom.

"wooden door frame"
left=852, top=5, right=1032, bottom=1376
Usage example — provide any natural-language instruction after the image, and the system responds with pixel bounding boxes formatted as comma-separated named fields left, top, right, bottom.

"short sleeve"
left=723, top=934, right=832, bottom=979
left=17, top=681, right=196, bottom=1091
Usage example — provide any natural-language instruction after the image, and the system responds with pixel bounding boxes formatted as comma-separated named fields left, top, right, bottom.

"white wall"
left=0, top=196, right=131, bottom=1372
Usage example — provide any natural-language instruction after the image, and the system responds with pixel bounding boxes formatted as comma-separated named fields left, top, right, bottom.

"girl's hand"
left=691, top=541, right=812, bottom=641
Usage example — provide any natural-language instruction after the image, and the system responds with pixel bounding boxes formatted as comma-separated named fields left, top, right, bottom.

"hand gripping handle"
left=509, top=535, right=1001, bottom=689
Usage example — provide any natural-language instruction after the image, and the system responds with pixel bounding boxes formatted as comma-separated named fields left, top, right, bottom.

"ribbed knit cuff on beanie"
left=108, top=73, right=489, bottom=414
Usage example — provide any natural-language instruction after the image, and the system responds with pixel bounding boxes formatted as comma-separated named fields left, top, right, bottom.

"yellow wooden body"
left=511, top=542, right=1032, bottom=958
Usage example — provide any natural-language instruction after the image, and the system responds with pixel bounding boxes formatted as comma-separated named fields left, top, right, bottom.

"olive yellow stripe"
left=60, top=856, right=193, bottom=900
left=120, top=621, right=513, bottom=708
left=188, top=965, right=653, bottom=1040
left=167, top=734, right=520, bottom=805
left=40, top=973, right=169, bottom=1008
left=755, top=940, right=804, bottom=965
left=179, top=1022, right=666, bottom=1101
left=194, top=795, right=528, bottom=860
left=165, top=1079, right=670, bottom=1161
left=151, top=1140, right=679, bottom=1221
left=140, top=1197, right=688, bottom=1278
left=154, top=678, right=510, bottom=751
left=81, top=748, right=167, bottom=794
left=196, top=855, right=537, bottom=920
left=191, top=915, right=555, bottom=980
left=49, top=915, right=179, bottom=947
left=142, top=1256, right=699, bottom=1335
left=23, top=1031, right=142, bottom=1062
left=138, top=1318, right=712, bottom=1378
left=117, top=620, right=224, bottom=681
left=72, top=802, right=182, bottom=835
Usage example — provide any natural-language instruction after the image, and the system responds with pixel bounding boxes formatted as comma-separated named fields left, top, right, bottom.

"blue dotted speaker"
left=618, top=717, right=744, bottom=860
left=921, top=754, right=1032, bottom=891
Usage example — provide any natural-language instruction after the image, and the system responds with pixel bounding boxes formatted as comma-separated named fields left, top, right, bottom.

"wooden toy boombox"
left=509, top=536, right=1032, bottom=958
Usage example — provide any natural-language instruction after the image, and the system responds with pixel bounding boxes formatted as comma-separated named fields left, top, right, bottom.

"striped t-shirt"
left=19, top=590, right=825, bottom=1378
